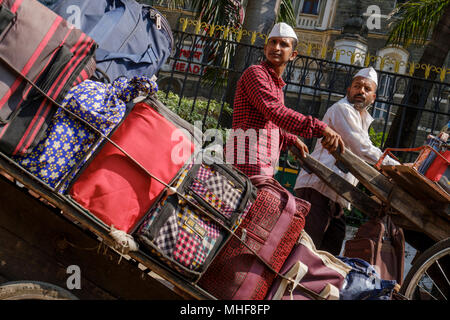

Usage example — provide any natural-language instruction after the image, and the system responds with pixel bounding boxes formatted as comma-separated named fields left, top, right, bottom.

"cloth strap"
left=272, top=260, right=340, bottom=300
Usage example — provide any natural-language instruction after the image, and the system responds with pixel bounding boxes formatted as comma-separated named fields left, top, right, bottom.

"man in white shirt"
left=294, top=67, right=399, bottom=255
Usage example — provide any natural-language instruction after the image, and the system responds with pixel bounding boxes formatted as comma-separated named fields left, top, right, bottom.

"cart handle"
left=374, top=145, right=450, bottom=171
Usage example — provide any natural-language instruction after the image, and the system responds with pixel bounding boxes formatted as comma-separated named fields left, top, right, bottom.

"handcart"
left=1, top=115, right=448, bottom=300
left=291, top=143, right=450, bottom=301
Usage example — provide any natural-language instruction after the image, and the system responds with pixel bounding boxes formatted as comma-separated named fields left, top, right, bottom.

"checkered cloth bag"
left=189, top=163, right=253, bottom=228
left=136, top=161, right=256, bottom=278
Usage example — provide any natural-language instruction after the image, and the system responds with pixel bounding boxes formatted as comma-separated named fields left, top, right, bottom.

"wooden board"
left=381, top=165, right=450, bottom=204
left=291, top=147, right=436, bottom=234
left=331, top=148, right=450, bottom=241
left=291, top=146, right=382, bottom=218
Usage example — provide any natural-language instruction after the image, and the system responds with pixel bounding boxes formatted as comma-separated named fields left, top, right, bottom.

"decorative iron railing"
left=156, top=29, right=449, bottom=147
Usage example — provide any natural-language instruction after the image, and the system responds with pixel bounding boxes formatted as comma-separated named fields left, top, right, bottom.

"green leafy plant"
left=344, top=207, right=369, bottom=228
left=156, top=90, right=232, bottom=141
left=369, top=127, right=387, bottom=148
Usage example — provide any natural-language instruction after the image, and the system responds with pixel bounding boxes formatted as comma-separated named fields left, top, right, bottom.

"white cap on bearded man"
left=353, top=67, right=378, bottom=86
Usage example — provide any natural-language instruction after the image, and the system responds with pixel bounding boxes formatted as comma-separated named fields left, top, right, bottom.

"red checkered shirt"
left=225, top=60, right=327, bottom=177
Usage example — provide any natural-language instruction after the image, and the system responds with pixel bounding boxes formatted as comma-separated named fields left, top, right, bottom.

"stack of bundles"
left=264, top=230, right=399, bottom=301
left=13, top=76, right=158, bottom=192
left=198, top=175, right=310, bottom=299
left=66, top=96, right=200, bottom=235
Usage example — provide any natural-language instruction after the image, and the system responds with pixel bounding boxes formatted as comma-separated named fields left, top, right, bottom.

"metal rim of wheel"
left=401, top=237, right=450, bottom=300
left=0, top=281, right=78, bottom=300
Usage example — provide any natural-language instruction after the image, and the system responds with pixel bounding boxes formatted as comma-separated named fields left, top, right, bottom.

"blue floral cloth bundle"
left=13, top=76, right=158, bottom=192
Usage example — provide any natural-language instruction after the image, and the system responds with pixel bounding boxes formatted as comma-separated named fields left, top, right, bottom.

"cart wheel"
left=400, top=237, right=450, bottom=300
left=0, top=281, right=78, bottom=300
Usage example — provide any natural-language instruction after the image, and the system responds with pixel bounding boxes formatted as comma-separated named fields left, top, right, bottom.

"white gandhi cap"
left=353, top=67, right=378, bottom=86
left=268, top=22, right=298, bottom=41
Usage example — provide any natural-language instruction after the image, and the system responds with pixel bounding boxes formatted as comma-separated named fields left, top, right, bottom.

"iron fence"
left=157, top=29, right=449, bottom=146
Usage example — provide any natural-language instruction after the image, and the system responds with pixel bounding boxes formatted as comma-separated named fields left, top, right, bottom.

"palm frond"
left=277, top=0, right=296, bottom=26
left=386, top=0, right=450, bottom=47
left=190, top=0, right=243, bottom=28
left=162, top=0, right=295, bottom=88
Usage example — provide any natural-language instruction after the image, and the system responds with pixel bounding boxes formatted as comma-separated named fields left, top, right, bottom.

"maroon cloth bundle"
left=266, top=230, right=352, bottom=300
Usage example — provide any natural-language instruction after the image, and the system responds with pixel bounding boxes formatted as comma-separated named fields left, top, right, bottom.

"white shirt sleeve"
left=327, top=103, right=400, bottom=166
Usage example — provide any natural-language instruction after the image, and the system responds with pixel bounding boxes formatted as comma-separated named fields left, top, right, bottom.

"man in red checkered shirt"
left=225, top=22, right=344, bottom=177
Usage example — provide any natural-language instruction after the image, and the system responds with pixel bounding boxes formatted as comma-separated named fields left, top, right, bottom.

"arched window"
left=302, top=0, right=320, bottom=15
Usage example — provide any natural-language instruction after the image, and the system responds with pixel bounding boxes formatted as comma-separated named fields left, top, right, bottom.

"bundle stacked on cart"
left=13, top=76, right=158, bottom=192
left=0, top=0, right=97, bottom=156
left=41, top=0, right=173, bottom=83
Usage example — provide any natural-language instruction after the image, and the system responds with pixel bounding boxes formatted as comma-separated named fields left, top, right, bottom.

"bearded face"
left=347, top=77, right=377, bottom=111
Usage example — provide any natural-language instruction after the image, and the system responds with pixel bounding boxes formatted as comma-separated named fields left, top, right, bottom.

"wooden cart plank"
left=291, top=146, right=423, bottom=232
left=331, top=148, right=450, bottom=242
left=291, top=146, right=382, bottom=218
left=0, top=224, right=115, bottom=300
left=381, top=165, right=450, bottom=204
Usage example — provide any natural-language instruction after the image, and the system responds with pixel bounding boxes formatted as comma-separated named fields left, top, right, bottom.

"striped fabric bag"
left=0, top=0, right=97, bottom=156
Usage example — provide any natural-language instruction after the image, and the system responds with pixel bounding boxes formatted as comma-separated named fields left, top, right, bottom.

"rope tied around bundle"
left=109, top=225, right=139, bottom=255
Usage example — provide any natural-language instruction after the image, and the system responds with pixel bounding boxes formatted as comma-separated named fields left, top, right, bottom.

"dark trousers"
left=295, top=187, right=346, bottom=255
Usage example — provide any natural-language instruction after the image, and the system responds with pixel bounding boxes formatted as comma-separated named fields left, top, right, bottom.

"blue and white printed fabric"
left=13, top=76, right=158, bottom=192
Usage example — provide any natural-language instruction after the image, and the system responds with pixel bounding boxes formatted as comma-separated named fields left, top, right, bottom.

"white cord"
left=109, top=225, right=139, bottom=254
